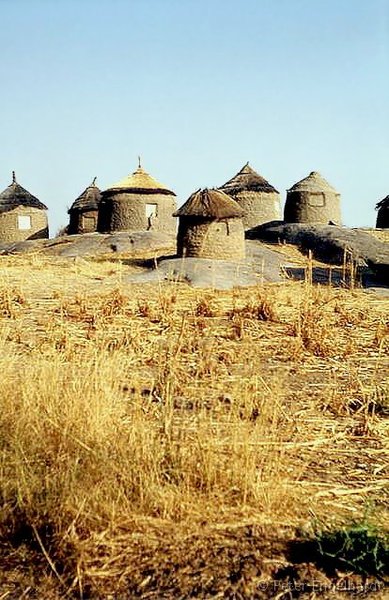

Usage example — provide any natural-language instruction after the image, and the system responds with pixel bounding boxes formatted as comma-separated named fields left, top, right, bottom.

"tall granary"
left=98, top=161, right=177, bottom=233
left=376, top=195, right=389, bottom=228
left=174, top=188, right=245, bottom=260
left=284, top=171, right=341, bottom=224
left=219, top=162, right=280, bottom=230
left=68, top=178, right=102, bottom=235
left=0, top=172, right=48, bottom=242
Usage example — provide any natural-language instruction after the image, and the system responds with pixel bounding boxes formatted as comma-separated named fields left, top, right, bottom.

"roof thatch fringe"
left=69, top=178, right=101, bottom=213
left=220, top=162, right=278, bottom=194
left=106, top=165, right=176, bottom=196
left=0, top=173, right=47, bottom=214
left=174, top=188, right=244, bottom=219
left=288, top=171, right=339, bottom=194
left=376, top=195, right=389, bottom=210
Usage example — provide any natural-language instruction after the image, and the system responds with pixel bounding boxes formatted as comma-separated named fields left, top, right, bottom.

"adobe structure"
left=0, top=172, right=48, bottom=242
left=68, top=178, right=101, bottom=235
left=174, top=188, right=245, bottom=260
left=98, top=161, right=177, bottom=234
left=376, top=195, right=389, bottom=228
left=219, top=162, right=280, bottom=229
left=284, top=171, right=341, bottom=225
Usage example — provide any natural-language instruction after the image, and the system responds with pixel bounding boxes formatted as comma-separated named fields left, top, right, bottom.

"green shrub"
left=314, top=523, right=389, bottom=578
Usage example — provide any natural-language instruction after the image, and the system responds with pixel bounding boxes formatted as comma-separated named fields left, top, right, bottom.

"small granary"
left=284, top=171, right=341, bottom=224
left=219, top=162, right=280, bottom=229
left=376, top=195, right=389, bottom=228
left=0, top=172, right=48, bottom=242
left=174, top=188, right=245, bottom=259
left=68, top=178, right=101, bottom=235
left=98, top=161, right=177, bottom=234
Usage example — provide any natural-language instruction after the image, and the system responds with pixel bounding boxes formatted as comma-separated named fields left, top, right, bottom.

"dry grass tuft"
left=0, top=254, right=387, bottom=598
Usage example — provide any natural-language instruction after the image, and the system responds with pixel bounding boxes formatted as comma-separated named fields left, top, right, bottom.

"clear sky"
left=1, top=0, right=388, bottom=234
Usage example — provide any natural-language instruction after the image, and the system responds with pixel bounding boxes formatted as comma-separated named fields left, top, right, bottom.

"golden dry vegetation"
left=0, top=253, right=388, bottom=598
left=363, top=228, right=389, bottom=244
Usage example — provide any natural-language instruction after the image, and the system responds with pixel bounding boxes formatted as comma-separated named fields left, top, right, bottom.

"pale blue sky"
left=1, top=0, right=388, bottom=234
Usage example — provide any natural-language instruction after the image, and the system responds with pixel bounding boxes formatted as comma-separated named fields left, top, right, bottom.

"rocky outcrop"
left=127, top=242, right=295, bottom=289
left=247, top=222, right=389, bottom=285
left=0, top=231, right=176, bottom=258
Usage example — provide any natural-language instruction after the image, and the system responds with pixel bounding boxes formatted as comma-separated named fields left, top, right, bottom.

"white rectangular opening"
left=145, top=204, right=158, bottom=218
left=18, top=215, right=32, bottom=230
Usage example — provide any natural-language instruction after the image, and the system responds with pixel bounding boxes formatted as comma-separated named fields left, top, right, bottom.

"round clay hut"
left=173, top=188, right=245, bottom=259
left=0, top=172, right=48, bottom=242
left=219, top=162, right=280, bottom=229
left=98, top=162, right=177, bottom=233
left=284, top=171, right=341, bottom=224
left=376, top=195, right=389, bottom=228
left=68, top=178, right=101, bottom=235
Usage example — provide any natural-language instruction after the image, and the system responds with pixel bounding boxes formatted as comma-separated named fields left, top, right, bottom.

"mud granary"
left=68, top=178, right=102, bottom=234
left=0, top=172, right=48, bottom=242
left=97, top=161, right=177, bottom=234
left=219, top=162, right=280, bottom=230
left=284, top=171, right=341, bottom=225
left=174, top=188, right=245, bottom=260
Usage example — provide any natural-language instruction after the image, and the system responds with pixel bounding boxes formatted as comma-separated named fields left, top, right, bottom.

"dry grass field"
left=0, top=252, right=388, bottom=598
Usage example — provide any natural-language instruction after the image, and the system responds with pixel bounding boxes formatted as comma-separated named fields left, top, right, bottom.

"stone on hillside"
left=0, top=231, right=176, bottom=259
left=247, top=222, right=389, bottom=285
left=127, top=242, right=293, bottom=289
left=0, top=239, right=47, bottom=254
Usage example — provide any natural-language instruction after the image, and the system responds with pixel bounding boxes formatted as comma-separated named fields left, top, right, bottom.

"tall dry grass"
left=0, top=254, right=387, bottom=595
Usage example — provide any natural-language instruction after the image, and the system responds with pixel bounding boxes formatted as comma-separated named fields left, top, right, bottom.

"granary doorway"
left=82, top=215, right=96, bottom=232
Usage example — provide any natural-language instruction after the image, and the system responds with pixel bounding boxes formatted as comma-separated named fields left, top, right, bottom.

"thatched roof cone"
left=287, top=171, right=338, bottom=194
left=106, top=165, right=176, bottom=196
left=0, top=172, right=47, bottom=214
left=220, top=162, right=279, bottom=195
left=174, top=188, right=244, bottom=219
left=376, top=195, right=389, bottom=228
left=68, top=178, right=102, bottom=214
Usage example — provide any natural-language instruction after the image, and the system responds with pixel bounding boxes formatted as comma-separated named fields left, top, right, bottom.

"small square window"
left=18, top=216, right=31, bottom=230
left=145, top=204, right=158, bottom=218
left=308, top=194, right=325, bottom=207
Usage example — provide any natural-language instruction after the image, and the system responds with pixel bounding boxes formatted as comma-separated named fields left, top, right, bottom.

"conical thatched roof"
left=288, top=171, right=338, bottom=194
left=174, top=188, right=244, bottom=219
left=105, top=164, right=175, bottom=196
left=220, top=162, right=278, bottom=194
left=68, top=178, right=101, bottom=213
left=0, top=172, right=47, bottom=214
left=376, top=195, right=389, bottom=210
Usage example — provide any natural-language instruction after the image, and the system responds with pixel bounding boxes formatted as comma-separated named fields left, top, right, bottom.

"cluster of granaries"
left=0, top=163, right=388, bottom=260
